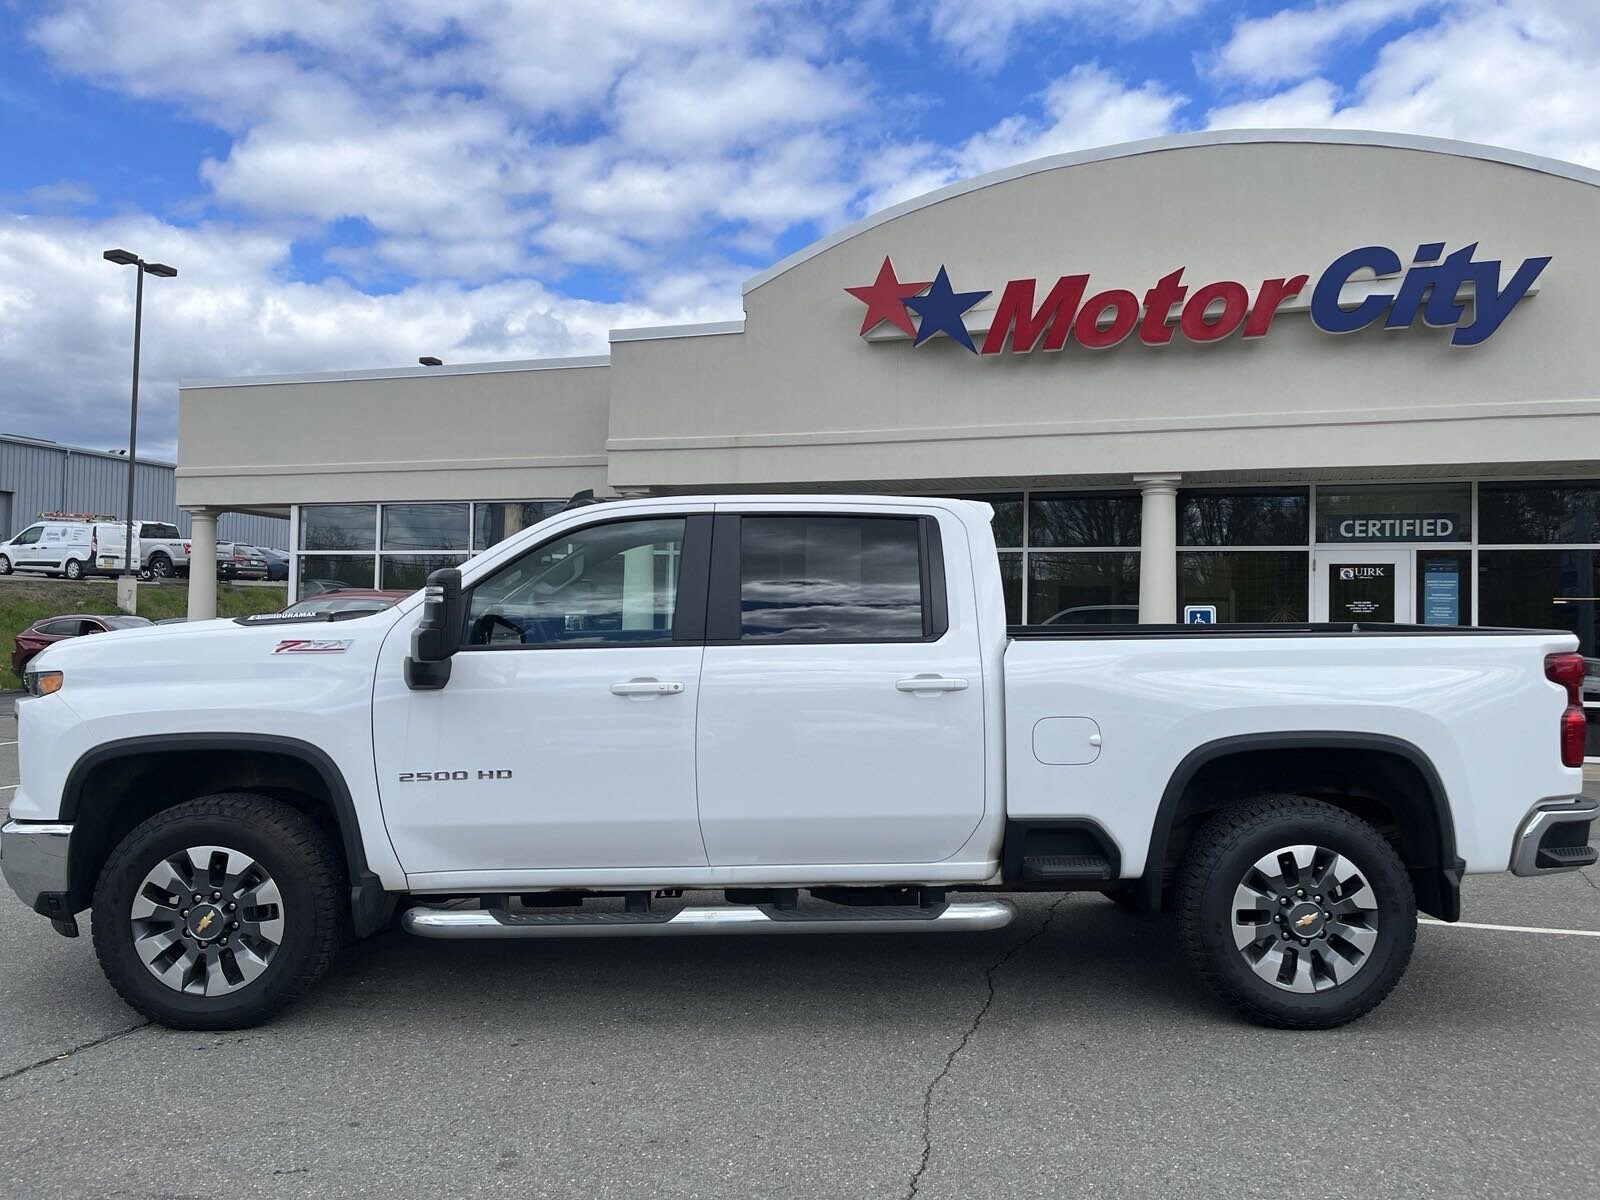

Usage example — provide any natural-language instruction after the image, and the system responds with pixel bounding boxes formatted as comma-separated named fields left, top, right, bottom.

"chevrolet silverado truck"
left=4, top=495, right=1596, bottom=1031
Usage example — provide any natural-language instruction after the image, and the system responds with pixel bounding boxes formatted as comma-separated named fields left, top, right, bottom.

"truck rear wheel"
left=91, top=794, right=343, bottom=1030
left=1177, top=795, right=1416, bottom=1029
left=63, top=558, right=84, bottom=580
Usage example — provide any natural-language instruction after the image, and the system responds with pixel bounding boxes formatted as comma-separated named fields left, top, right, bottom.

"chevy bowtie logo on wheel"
left=848, top=242, right=1549, bottom=355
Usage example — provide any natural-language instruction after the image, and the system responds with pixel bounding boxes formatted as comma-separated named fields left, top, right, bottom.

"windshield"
left=281, top=597, right=395, bottom=616
left=104, top=616, right=154, bottom=628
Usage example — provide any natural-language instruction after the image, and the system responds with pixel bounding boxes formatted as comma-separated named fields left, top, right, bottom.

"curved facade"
left=179, top=131, right=1600, bottom=671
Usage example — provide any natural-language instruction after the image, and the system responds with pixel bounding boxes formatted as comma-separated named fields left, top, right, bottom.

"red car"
left=11, top=613, right=153, bottom=674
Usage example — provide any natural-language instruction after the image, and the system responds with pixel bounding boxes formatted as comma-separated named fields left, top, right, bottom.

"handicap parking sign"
left=1184, top=605, right=1217, bottom=624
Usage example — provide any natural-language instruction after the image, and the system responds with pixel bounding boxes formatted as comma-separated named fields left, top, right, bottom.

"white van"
left=0, top=519, right=116, bottom=579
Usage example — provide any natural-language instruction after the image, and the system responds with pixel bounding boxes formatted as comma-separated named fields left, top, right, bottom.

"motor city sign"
left=845, top=244, right=1550, bottom=355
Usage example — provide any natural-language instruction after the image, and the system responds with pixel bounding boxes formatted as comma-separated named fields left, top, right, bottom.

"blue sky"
left=1, top=0, right=1596, bottom=457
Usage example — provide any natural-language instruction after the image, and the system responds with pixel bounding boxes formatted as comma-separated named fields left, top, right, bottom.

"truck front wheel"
left=91, top=794, right=343, bottom=1030
left=1177, top=795, right=1416, bottom=1029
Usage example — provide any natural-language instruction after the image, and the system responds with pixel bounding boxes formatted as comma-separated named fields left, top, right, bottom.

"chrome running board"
left=402, top=899, right=1016, bottom=940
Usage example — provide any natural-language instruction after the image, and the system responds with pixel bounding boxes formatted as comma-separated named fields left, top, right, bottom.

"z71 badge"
left=274, top=639, right=353, bottom=654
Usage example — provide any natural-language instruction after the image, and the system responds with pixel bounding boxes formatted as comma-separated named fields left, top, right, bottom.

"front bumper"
left=1510, top=799, right=1599, bottom=876
left=0, top=820, right=74, bottom=918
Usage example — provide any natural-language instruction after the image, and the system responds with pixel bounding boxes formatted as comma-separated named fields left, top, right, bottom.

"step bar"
left=403, top=899, right=1017, bottom=940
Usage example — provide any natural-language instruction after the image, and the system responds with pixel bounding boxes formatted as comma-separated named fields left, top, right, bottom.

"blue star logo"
left=902, top=265, right=990, bottom=353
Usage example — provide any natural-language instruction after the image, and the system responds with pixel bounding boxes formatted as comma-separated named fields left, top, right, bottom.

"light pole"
left=103, top=249, right=176, bottom=612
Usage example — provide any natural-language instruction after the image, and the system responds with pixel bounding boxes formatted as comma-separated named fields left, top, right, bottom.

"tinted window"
left=1316, top=483, right=1471, bottom=542
left=1181, top=490, right=1309, bottom=546
left=1480, top=482, right=1600, bottom=544
left=1029, top=494, right=1140, bottom=547
left=300, top=505, right=376, bottom=551
left=382, top=503, right=469, bottom=551
left=465, top=518, right=684, bottom=647
left=141, top=523, right=182, bottom=540
left=105, top=616, right=152, bottom=628
left=1178, top=552, right=1308, bottom=621
left=36, top=620, right=80, bottom=636
left=941, top=494, right=1023, bottom=547
left=381, top=553, right=466, bottom=590
left=474, top=502, right=566, bottom=551
left=738, top=516, right=925, bottom=642
left=1028, top=553, right=1139, bottom=624
left=1479, top=549, right=1600, bottom=653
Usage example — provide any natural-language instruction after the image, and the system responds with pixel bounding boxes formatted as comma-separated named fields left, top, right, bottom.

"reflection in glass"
left=1029, top=494, right=1140, bottom=548
left=382, top=503, right=469, bottom=551
left=1028, top=553, right=1140, bottom=624
left=998, top=552, right=1023, bottom=624
left=1181, top=491, right=1308, bottom=547
left=380, top=553, right=468, bottom=591
left=296, top=554, right=375, bottom=592
left=1178, top=552, right=1308, bottom=622
left=739, top=517, right=924, bottom=641
left=1480, top=482, right=1600, bottom=545
left=300, top=505, right=376, bottom=551
left=1480, top=549, right=1600, bottom=654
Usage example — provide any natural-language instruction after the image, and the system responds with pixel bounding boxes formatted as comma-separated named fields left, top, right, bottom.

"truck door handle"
left=610, top=679, right=685, bottom=696
left=895, top=675, right=969, bottom=693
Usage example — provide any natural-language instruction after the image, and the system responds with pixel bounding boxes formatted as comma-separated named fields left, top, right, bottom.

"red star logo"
left=845, top=256, right=930, bottom=337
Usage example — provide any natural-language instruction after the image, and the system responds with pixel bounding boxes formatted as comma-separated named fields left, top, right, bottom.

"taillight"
left=183, top=541, right=191, bottom=553
left=1545, top=653, right=1588, bottom=768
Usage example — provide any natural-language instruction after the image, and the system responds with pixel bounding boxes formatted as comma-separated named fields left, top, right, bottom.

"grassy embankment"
left=0, top=578, right=285, bottom=687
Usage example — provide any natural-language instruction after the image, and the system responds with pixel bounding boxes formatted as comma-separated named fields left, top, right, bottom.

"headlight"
left=24, top=669, right=63, bottom=697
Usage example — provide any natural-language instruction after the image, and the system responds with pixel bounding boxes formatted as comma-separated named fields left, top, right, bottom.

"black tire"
left=63, top=558, right=84, bottom=580
left=1177, top=794, right=1416, bottom=1030
left=149, top=553, right=173, bottom=579
left=92, top=794, right=343, bottom=1030
left=0, top=553, right=11, bottom=575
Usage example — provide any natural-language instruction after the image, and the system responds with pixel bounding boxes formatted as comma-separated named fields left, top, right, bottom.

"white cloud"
left=928, top=0, right=1208, bottom=70
left=860, top=65, right=1185, bottom=211
left=1206, top=1, right=1600, bottom=168
left=0, top=214, right=739, bottom=460
left=1209, top=1, right=1431, bottom=86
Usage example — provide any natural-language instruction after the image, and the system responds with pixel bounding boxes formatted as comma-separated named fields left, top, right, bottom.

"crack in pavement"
left=905, top=896, right=1068, bottom=1200
left=0, top=1021, right=151, bottom=1085
left=1578, top=866, right=1598, bottom=892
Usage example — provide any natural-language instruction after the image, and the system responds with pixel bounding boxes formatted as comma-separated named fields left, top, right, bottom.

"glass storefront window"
left=382, top=503, right=469, bottom=551
left=998, top=552, right=1023, bottom=624
left=1480, top=482, right=1600, bottom=544
left=1028, top=553, right=1140, bottom=624
left=1316, top=483, right=1470, bottom=543
left=1416, top=550, right=1472, bottom=626
left=944, top=494, right=1023, bottom=548
left=1480, top=549, right=1600, bottom=654
left=474, top=501, right=566, bottom=551
left=300, top=505, right=376, bottom=551
left=1178, top=552, right=1308, bottom=622
left=1181, top=490, right=1308, bottom=546
left=1029, top=493, right=1140, bottom=548
left=298, top=554, right=375, bottom=593
left=380, top=553, right=468, bottom=591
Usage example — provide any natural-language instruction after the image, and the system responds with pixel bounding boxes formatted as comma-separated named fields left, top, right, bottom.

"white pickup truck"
left=4, top=495, right=1595, bottom=1032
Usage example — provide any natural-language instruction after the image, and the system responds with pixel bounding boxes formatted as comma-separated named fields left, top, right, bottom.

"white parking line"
left=1421, top=918, right=1600, bottom=938
left=0, top=740, right=16, bottom=746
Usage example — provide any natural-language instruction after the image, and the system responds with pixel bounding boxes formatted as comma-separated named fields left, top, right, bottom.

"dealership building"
left=177, top=130, right=1600, bottom=657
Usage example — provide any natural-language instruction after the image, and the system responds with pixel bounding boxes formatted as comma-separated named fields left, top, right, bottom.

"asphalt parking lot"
left=2, top=700, right=1596, bottom=1200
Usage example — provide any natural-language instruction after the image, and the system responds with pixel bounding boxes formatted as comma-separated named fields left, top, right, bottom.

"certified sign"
left=1323, top=514, right=1461, bottom=543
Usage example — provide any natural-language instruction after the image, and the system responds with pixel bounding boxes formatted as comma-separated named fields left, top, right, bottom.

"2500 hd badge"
left=397, top=769, right=514, bottom=782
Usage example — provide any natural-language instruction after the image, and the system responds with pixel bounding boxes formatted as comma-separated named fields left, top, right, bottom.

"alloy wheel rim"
left=1231, top=843, right=1379, bottom=993
left=130, top=845, right=286, bottom=996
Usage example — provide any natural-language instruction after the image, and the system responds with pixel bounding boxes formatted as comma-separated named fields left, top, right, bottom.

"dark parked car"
left=258, top=547, right=290, bottom=581
left=216, top=543, right=268, bottom=580
left=11, top=613, right=153, bottom=674
left=278, top=590, right=410, bottom=618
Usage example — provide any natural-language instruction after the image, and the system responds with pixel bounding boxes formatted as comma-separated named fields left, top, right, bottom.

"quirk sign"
left=845, top=243, right=1550, bottom=355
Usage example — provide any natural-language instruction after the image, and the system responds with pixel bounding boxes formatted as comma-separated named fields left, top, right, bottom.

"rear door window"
left=733, top=516, right=931, bottom=643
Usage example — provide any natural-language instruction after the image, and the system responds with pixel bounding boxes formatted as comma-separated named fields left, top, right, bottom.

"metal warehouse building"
left=1, top=433, right=286, bottom=549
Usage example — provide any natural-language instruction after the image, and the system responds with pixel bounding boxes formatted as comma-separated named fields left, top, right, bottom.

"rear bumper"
left=0, top=820, right=74, bottom=916
left=1510, top=799, right=1599, bottom=876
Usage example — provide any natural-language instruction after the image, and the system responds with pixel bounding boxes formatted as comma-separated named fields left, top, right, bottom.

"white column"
left=186, top=508, right=218, bottom=621
left=1134, top=475, right=1181, bottom=624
